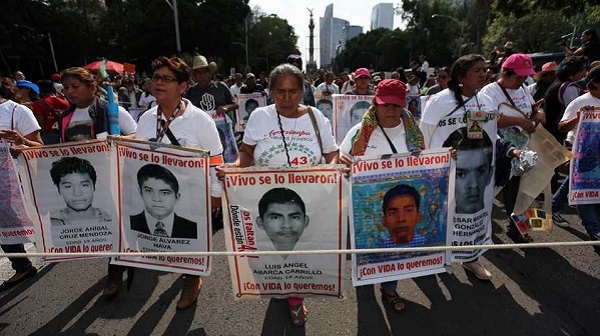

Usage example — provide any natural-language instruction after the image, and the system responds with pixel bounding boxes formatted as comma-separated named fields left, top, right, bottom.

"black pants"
left=502, top=175, right=521, bottom=220
left=1, top=244, right=32, bottom=273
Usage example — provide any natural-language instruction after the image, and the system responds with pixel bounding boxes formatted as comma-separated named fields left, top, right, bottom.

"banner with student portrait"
left=405, top=94, right=422, bottom=120
left=236, top=93, right=267, bottom=131
left=425, top=108, right=498, bottom=262
left=18, top=140, right=117, bottom=262
left=569, top=105, right=600, bottom=204
left=111, top=139, right=211, bottom=276
left=208, top=111, right=239, bottom=163
left=332, top=94, right=374, bottom=143
left=314, top=94, right=334, bottom=129
left=350, top=149, right=454, bottom=286
left=0, top=140, right=35, bottom=244
left=222, top=165, right=347, bottom=299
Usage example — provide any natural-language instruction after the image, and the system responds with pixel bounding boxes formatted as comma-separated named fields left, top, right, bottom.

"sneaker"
left=0, top=267, right=37, bottom=291
left=552, top=213, right=570, bottom=228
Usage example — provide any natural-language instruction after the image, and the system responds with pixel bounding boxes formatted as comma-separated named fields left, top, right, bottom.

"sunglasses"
left=151, top=74, right=178, bottom=83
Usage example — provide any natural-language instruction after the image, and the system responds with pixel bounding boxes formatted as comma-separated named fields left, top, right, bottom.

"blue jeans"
left=577, top=204, right=600, bottom=235
left=0, top=244, right=32, bottom=273
left=381, top=280, right=398, bottom=292
left=552, top=176, right=570, bottom=214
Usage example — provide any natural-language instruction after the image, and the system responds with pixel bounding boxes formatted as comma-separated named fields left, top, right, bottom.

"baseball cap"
left=246, top=73, right=255, bottom=79
left=375, top=79, right=407, bottom=107
left=50, top=73, right=61, bottom=82
left=16, top=80, right=40, bottom=95
left=354, top=68, right=371, bottom=79
left=501, top=53, right=536, bottom=76
left=534, top=61, right=558, bottom=80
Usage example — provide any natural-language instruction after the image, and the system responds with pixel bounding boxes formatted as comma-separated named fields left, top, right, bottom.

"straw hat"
left=192, top=55, right=217, bottom=73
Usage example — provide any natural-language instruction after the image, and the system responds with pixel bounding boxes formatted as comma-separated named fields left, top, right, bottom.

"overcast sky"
left=248, top=1, right=406, bottom=66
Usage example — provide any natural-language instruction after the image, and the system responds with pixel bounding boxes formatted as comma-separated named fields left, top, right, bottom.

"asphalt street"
left=0, top=201, right=599, bottom=336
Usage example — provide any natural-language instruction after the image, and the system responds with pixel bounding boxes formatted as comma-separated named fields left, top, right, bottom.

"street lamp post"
left=164, top=0, right=181, bottom=56
left=431, top=14, right=466, bottom=57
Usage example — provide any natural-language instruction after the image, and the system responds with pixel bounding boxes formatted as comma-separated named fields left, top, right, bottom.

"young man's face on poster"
left=455, top=149, right=492, bottom=214
left=382, top=195, right=422, bottom=244
left=257, top=202, right=309, bottom=251
left=140, top=178, right=180, bottom=220
left=58, top=172, right=95, bottom=211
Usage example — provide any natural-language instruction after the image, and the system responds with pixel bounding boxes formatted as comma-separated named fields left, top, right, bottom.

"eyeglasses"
left=151, top=74, right=177, bottom=83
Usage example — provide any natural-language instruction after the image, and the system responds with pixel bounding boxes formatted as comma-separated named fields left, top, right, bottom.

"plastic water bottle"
left=106, top=85, right=120, bottom=135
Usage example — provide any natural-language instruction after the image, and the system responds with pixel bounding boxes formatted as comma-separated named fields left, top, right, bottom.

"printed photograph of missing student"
left=406, top=95, right=421, bottom=119
left=573, top=132, right=600, bottom=190
left=349, top=101, right=371, bottom=126
left=442, top=127, right=493, bottom=214
left=243, top=99, right=259, bottom=122
left=256, top=187, right=309, bottom=254
left=215, top=118, right=239, bottom=163
left=353, top=171, right=449, bottom=266
left=316, top=99, right=333, bottom=122
left=130, top=164, right=197, bottom=239
left=49, top=157, right=112, bottom=226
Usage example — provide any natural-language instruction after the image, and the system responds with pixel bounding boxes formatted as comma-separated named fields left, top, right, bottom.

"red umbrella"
left=82, top=60, right=124, bottom=73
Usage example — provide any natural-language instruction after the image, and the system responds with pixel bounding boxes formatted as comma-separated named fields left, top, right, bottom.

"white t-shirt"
left=138, top=92, right=156, bottom=110
left=419, top=88, right=497, bottom=149
left=65, top=104, right=136, bottom=141
left=408, top=84, right=420, bottom=95
left=481, top=82, right=534, bottom=117
left=229, top=84, right=243, bottom=101
left=340, top=122, right=408, bottom=156
left=243, top=105, right=338, bottom=167
left=0, top=100, right=40, bottom=136
left=315, top=83, right=339, bottom=95
left=561, top=92, right=599, bottom=121
left=137, top=98, right=224, bottom=197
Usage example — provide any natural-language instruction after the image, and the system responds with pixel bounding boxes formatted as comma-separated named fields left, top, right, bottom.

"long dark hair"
left=448, top=54, right=485, bottom=107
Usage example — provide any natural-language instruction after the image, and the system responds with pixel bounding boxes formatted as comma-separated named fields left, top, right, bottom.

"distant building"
left=340, top=25, right=363, bottom=51
left=320, top=4, right=353, bottom=70
left=371, top=3, right=394, bottom=30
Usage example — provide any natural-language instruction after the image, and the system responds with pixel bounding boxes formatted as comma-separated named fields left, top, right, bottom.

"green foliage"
left=247, top=13, right=299, bottom=73
left=483, top=10, right=572, bottom=53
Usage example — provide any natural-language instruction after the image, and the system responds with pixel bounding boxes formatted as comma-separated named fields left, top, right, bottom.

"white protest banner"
left=425, top=109, right=498, bottom=262
left=111, top=138, right=211, bottom=276
left=223, top=165, right=347, bottom=299
left=569, top=105, right=600, bottom=204
left=0, top=140, right=35, bottom=244
left=19, top=140, right=117, bottom=262
left=350, top=149, right=454, bottom=286
left=236, top=93, right=266, bottom=131
left=332, top=94, right=374, bottom=143
left=314, top=94, right=334, bottom=128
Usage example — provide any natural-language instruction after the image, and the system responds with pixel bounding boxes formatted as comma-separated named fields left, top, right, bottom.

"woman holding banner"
left=129, top=56, right=224, bottom=310
left=420, top=55, right=520, bottom=281
left=0, top=77, right=43, bottom=291
left=218, top=63, right=339, bottom=326
left=339, top=78, right=425, bottom=313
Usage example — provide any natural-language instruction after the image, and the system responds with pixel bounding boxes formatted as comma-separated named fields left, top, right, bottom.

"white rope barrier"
left=1, top=240, right=599, bottom=258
